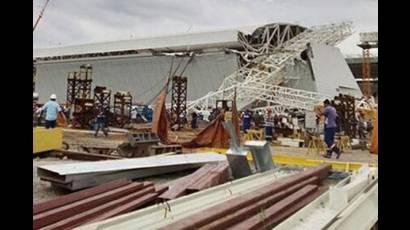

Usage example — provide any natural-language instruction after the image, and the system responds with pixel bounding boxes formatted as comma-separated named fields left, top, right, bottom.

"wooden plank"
left=33, top=182, right=143, bottom=229
left=41, top=186, right=155, bottom=230
left=33, top=179, right=131, bottom=215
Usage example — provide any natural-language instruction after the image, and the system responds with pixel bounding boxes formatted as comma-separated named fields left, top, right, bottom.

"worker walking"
left=320, top=99, right=341, bottom=159
left=39, top=94, right=62, bottom=129
left=94, top=108, right=108, bottom=137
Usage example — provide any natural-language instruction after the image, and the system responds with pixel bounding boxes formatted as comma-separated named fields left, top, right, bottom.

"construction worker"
left=320, top=99, right=341, bottom=158
left=191, top=112, right=198, bottom=129
left=242, top=109, right=252, bottom=133
left=94, top=107, right=108, bottom=137
left=39, top=94, right=62, bottom=129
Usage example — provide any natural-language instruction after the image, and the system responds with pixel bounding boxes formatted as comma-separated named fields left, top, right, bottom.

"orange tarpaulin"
left=370, top=110, right=378, bottom=154
left=151, top=89, right=169, bottom=144
left=56, top=113, right=68, bottom=127
left=181, top=113, right=230, bottom=148
left=151, top=85, right=240, bottom=148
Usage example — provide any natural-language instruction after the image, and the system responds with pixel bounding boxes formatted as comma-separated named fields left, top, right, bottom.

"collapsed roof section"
left=33, top=23, right=306, bottom=62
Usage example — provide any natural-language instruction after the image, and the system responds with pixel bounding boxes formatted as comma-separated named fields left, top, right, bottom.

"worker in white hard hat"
left=39, top=94, right=63, bottom=129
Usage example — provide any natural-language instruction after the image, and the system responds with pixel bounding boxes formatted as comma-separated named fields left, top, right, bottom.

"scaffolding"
left=113, top=91, right=132, bottom=128
left=66, top=64, right=94, bottom=128
left=66, top=72, right=81, bottom=105
left=93, top=86, right=111, bottom=112
left=170, top=76, right=188, bottom=129
left=78, top=64, right=93, bottom=99
left=72, top=98, right=95, bottom=129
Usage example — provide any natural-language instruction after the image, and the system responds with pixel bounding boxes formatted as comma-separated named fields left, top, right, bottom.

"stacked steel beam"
left=159, top=162, right=230, bottom=200
left=33, top=179, right=167, bottom=230
left=160, top=164, right=330, bottom=230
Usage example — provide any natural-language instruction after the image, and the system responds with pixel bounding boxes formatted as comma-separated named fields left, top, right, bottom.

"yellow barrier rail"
left=196, top=147, right=377, bottom=172
left=33, top=127, right=63, bottom=154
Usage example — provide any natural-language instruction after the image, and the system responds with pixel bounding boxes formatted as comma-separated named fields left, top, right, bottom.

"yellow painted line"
left=33, top=127, right=63, bottom=154
left=196, top=147, right=377, bottom=172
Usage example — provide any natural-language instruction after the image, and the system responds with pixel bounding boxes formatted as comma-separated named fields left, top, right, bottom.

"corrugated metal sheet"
left=35, top=52, right=238, bottom=103
left=34, top=30, right=240, bottom=58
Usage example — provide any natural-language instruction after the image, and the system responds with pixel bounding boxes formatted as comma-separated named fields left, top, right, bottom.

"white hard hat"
left=50, top=94, right=57, bottom=100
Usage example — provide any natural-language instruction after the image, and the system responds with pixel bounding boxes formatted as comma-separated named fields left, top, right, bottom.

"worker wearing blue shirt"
left=40, top=94, right=62, bottom=129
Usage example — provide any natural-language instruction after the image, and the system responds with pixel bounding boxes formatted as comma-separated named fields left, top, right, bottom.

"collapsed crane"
left=187, top=22, right=353, bottom=113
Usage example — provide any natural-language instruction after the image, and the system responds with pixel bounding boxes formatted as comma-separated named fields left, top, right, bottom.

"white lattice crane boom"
left=187, top=22, right=353, bottom=112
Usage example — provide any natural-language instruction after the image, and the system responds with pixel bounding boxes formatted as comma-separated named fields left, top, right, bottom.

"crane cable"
left=33, top=0, right=51, bottom=32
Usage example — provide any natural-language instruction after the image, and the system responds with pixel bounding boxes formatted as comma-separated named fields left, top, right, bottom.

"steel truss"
left=188, top=22, right=352, bottom=112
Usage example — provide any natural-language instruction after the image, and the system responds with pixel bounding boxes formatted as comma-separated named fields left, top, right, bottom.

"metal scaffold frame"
left=113, top=91, right=132, bottom=128
left=187, top=22, right=352, bottom=113
left=170, top=76, right=188, bottom=129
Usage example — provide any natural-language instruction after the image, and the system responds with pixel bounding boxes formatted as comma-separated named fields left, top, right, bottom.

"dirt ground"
left=33, top=128, right=377, bottom=203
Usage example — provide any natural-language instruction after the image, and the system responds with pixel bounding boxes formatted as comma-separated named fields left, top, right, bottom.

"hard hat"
left=33, top=92, right=39, bottom=99
left=50, top=94, right=57, bottom=100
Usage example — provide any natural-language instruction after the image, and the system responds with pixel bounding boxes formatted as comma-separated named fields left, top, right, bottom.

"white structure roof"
left=33, top=29, right=244, bottom=59
left=336, top=32, right=378, bottom=58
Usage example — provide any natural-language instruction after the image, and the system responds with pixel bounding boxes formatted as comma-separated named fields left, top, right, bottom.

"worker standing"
left=39, top=94, right=62, bottom=129
left=242, top=109, right=252, bottom=133
left=320, top=99, right=341, bottom=158
left=94, top=108, right=108, bottom=137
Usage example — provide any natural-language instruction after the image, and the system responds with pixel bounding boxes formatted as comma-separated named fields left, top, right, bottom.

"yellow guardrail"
left=33, top=127, right=63, bottom=154
left=197, top=147, right=377, bottom=172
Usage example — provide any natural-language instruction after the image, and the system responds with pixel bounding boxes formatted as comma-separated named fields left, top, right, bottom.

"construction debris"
left=160, top=164, right=329, bottom=229
left=33, top=179, right=167, bottom=229
left=37, top=153, right=227, bottom=190
left=159, top=161, right=230, bottom=200
left=75, top=165, right=328, bottom=230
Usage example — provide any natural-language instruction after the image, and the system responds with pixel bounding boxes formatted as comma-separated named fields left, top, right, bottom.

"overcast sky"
left=33, top=0, right=377, bottom=49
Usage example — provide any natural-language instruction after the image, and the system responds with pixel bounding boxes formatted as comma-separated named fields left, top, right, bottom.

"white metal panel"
left=35, top=52, right=238, bottom=103
left=38, top=153, right=227, bottom=175
left=309, top=43, right=362, bottom=98
left=33, top=30, right=240, bottom=58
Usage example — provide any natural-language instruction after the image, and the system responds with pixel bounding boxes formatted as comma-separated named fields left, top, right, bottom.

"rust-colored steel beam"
left=201, top=176, right=319, bottom=230
left=33, top=179, right=131, bottom=215
left=85, top=192, right=159, bottom=226
left=33, top=182, right=143, bottom=229
left=159, top=164, right=215, bottom=200
left=160, top=164, right=330, bottom=230
left=186, top=162, right=230, bottom=192
left=42, top=185, right=155, bottom=230
left=266, top=187, right=326, bottom=228
left=227, top=185, right=318, bottom=230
